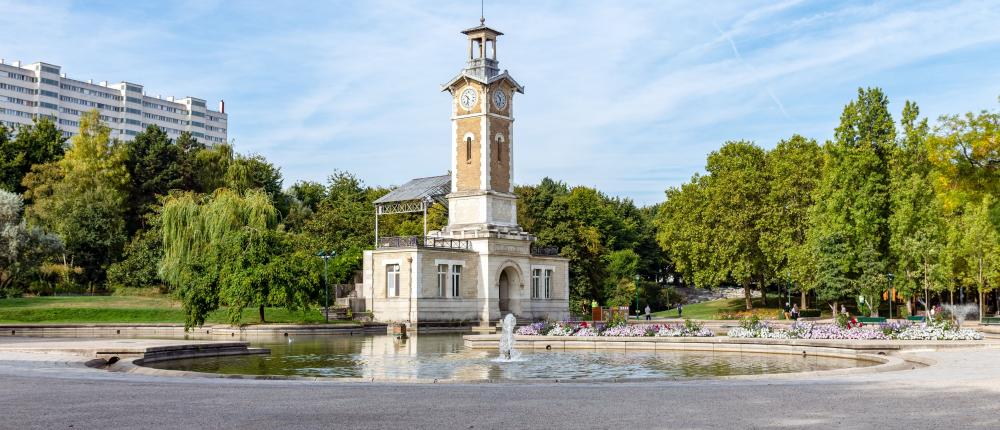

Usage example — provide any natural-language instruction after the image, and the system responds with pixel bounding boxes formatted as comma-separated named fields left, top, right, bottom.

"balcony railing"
left=377, top=236, right=472, bottom=250
left=530, top=244, right=561, bottom=256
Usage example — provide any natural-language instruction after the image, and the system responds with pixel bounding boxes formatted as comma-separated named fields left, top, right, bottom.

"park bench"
left=982, top=317, right=1000, bottom=325
left=855, top=316, right=886, bottom=323
left=907, top=316, right=926, bottom=322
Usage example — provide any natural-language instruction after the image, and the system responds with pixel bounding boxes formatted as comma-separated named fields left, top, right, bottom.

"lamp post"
left=887, top=272, right=894, bottom=320
left=786, top=270, right=791, bottom=308
left=634, top=274, right=640, bottom=320
left=317, top=250, right=335, bottom=323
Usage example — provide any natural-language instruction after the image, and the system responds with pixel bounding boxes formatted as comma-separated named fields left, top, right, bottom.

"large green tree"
left=889, top=101, right=947, bottom=312
left=758, top=135, right=823, bottom=308
left=22, top=110, right=129, bottom=287
left=0, top=118, right=67, bottom=193
left=807, top=88, right=896, bottom=312
left=122, top=125, right=183, bottom=235
left=657, top=141, right=769, bottom=310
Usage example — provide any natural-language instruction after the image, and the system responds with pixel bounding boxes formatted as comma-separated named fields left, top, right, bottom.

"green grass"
left=0, top=296, right=353, bottom=325
left=650, top=298, right=786, bottom=320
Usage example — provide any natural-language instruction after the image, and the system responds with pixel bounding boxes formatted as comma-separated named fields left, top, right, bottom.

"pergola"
left=373, top=174, right=450, bottom=247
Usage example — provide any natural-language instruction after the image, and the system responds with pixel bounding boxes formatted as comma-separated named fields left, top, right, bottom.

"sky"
left=2, top=0, right=999, bottom=205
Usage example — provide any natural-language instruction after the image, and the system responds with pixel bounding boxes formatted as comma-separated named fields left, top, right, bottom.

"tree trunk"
left=761, top=283, right=767, bottom=307
left=980, top=290, right=985, bottom=321
left=800, top=291, right=807, bottom=309
left=259, top=305, right=266, bottom=323
left=950, top=290, right=954, bottom=306
left=743, top=281, right=752, bottom=310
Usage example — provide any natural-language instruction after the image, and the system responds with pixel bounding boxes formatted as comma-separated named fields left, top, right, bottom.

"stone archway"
left=498, top=270, right=511, bottom=312
left=495, top=263, right=523, bottom=317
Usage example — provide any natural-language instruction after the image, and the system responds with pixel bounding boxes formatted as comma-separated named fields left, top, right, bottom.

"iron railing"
left=530, top=244, right=560, bottom=256
left=377, top=236, right=472, bottom=250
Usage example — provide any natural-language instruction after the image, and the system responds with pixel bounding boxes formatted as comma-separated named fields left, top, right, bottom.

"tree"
left=758, top=135, right=823, bottom=308
left=122, top=125, right=183, bottom=235
left=216, top=228, right=319, bottom=324
left=927, top=101, right=1000, bottom=211
left=0, top=190, right=62, bottom=297
left=704, top=141, right=769, bottom=309
left=106, top=226, right=164, bottom=293
left=0, top=118, right=67, bottom=193
left=160, top=188, right=280, bottom=327
left=808, top=88, right=896, bottom=311
left=23, top=110, right=129, bottom=286
left=951, top=196, right=1000, bottom=318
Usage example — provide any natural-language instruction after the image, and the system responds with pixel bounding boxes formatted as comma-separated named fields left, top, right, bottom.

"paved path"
left=0, top=343, right=998, bottom=429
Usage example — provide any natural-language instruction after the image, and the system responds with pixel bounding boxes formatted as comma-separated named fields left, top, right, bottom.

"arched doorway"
left=498, top=271, right=510, bottom=313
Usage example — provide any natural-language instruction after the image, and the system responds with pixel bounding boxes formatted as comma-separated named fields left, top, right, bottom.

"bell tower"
left=442, top=19, right=525, bottom=235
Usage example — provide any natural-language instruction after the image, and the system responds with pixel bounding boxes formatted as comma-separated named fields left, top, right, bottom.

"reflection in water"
left=148, top=333, right=874, bottom=381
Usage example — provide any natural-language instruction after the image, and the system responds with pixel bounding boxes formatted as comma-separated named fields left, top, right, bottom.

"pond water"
left=146, top=333, right=876, bottom=381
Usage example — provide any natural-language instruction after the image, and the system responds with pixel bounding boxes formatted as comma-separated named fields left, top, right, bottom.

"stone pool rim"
left=118, top=335, right=957, bottom=384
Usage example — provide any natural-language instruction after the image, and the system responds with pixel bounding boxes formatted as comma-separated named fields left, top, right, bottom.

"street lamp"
left=634, top=274, right=640, bottom=320
left=786, top=270, right=791, bottom=308
left=317, top=250, right=336, bottom=323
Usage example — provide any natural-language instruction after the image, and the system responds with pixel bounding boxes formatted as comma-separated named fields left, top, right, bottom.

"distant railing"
left=530, top=244, right=560, bottom=256
left=377, top=236, right=472, bottom=250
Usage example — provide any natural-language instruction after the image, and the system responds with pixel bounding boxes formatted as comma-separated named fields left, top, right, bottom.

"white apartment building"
left=0, top=59, right=227, bottom=144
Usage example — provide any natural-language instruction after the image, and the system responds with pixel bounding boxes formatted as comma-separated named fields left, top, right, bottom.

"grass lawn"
left=0, top=296, right=353, bottom=325
left=649, top=298, right=787, bottom=320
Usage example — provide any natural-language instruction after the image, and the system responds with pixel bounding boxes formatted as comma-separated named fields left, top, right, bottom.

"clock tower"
left=442, top=19, right=525, bottom=235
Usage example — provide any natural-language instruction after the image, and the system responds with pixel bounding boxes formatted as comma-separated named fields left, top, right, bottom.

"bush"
left=798, top=309, right=821, bottom=318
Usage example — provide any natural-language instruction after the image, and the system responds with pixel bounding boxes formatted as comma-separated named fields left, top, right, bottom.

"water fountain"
left=942, top=303, right=979, bottom=328
left=495, top=313, right=521, bottom=362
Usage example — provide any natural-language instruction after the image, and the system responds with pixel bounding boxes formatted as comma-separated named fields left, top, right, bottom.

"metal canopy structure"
left=374, top=175, right=450, bottom=246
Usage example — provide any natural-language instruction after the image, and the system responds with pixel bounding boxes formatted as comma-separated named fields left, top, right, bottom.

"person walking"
left=677, top=303, right=683, bottom=318
left=644, top=304, right=651, bottom=321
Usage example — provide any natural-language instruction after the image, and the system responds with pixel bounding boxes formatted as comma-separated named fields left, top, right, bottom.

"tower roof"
left=461, top=24, right=503, bottom=36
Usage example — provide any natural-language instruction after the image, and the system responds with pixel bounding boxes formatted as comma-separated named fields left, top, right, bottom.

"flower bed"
left=727, top=320, right=982, bottom=341
left=514, top=321, right=714, bottom=338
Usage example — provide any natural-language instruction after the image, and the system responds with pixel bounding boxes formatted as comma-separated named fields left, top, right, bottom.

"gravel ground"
left=0, top=348, right=998, bottom=429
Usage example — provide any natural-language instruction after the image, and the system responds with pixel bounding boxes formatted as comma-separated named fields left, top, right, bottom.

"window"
left=450, top=265, right=462, bottom=297
left=465, top=137, right=472, bottom=163
left=531, top=268, right=553, bottom=299
left=531, top=269, right=542, bottom=299
left=544, top=269, right=552, bottom=299
left=386, top=264, right=400, bottom=297
left=436, top=264, right=448, bottom=297
left=496, top=136, right=502, bottom=161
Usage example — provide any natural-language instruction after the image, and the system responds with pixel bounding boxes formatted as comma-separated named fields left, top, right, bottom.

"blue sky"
left=2, top=0, right=999, bottom=205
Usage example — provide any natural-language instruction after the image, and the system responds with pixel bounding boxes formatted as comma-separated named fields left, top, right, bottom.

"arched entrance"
left=498, top=271, right=510, bottom=313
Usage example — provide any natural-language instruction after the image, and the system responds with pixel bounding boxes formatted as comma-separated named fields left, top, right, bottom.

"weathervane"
left=480, top=0, right=485, bottom=24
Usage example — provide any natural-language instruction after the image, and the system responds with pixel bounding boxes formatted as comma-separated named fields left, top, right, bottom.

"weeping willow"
left=160, top=188, right=277, bottom=327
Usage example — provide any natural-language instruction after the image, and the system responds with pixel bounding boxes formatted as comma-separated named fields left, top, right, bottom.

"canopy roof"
left=374, top=174, right=450, bottom=205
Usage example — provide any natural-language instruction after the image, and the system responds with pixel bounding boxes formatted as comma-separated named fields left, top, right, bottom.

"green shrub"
left=739, top=314, right=762, bottom=330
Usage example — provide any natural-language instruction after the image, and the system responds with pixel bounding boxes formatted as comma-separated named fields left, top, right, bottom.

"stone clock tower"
left=360, top=18, right=568, bottom=327
left=442, top=19, right=525, bottom=235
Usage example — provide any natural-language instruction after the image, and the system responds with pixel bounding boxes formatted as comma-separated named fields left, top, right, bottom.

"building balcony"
left=377, top=236, right=472, bottom=251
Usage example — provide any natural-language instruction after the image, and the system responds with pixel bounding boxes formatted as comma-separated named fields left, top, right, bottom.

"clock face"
left=492, top=90, right=507, bottom=109
left=460, top=88, right=478, bottom=110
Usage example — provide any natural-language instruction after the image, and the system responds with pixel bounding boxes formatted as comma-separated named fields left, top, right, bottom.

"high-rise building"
left=0, top=59, right=227, bottom=144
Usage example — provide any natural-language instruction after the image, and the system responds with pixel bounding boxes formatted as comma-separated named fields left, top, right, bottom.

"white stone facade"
left=0, top=59, right=227, bottom=144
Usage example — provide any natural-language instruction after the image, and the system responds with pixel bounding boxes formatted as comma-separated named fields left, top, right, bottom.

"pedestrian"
left=791, top=304, right=799, bottom=320
left=784, top=302, right=791, bottom=319
left=644, top=304, right=651, bottom=321
left=677, top=303, right=683, bottom=317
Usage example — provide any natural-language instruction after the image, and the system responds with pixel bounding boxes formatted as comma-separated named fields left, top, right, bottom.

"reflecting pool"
left=146, top=333, right=876, bottom=381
